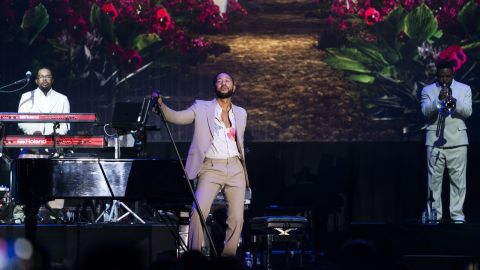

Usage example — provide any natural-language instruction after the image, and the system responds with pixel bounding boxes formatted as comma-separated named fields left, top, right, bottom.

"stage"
left=0, top=223, right=177, bottom=269
left=344, top=222, right=480, bottom=270
left=0, top=221, right=479, bottom=269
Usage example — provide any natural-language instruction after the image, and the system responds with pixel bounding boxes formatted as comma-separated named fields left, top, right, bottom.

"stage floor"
left=0, top=223, right=178, bottom=269
left=1, top=222, right=480, bottom=269
left=347, top=222, right=480, bottom=270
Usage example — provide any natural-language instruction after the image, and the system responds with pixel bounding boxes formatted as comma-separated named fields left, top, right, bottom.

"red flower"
left=68, top=13, right=89, bottom=38
left=437, top=45, right=467, bottom=72
left=152, top=7, right=173, bottom=33
left=327, top=15, right=334, bottom=26
left=364, top=7, right=380, bottom=25
left=102, top=3, right=119, bottom=22
left=120, top=49, right=143, bottom=72
left=227, top=0, right=247, bottom=17
left=340, top=19, right=348, bottom=31
left=357, top=8, right=365, bottom=18
left=106, top=43, right=124, bottom=58
left=397, top=31, right=409, bottom=42
left=191, top=37, right=210, bottom=49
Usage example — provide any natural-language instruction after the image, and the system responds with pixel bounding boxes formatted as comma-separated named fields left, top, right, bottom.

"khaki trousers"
left=427, top=146, right=467, bottom=221
left=188, top=157, right=246, bottom=256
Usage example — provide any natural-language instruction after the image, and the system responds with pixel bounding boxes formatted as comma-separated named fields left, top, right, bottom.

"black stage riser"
left=0, top=224, right=177, bottom=268
left=349, top=223, right=480, bottom=270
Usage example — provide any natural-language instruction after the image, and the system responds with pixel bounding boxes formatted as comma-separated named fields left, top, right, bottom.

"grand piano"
left=11, top=158, right=191, bottom=204
left=0, top=113, right=193, bottom=241
left=11, top=158, right=192, bottom=241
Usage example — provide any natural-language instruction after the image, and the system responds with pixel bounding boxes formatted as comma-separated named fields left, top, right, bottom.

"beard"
left=38, top=82, right=52, bottom=92
left=39, top=85, right=52, bottom=92
left=215, top=87, right=234, bottom=99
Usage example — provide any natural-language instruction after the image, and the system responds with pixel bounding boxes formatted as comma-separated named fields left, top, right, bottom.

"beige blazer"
left=161, top=99, right=249, bottom=186
left=421, top=80, right=472, bottom=147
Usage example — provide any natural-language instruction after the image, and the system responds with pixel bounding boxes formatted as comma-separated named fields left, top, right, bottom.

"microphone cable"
left=0, top=71, right=32, bottom=93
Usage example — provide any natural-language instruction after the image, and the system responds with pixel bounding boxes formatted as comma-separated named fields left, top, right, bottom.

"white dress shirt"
left=18, top=88, right=70, bottom=135
left=205, top=103, right=240, bottom=159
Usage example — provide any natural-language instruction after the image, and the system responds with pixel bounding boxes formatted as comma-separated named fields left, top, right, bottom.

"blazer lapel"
left=47, top=90, right=60, bottom=113
left=206, top=99, right=216, bottom=137
left=232, top=105, right=245, bottom=132
left=31, top=89, right=44, bottom=113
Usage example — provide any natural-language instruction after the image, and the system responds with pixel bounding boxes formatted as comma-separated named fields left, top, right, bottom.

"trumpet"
left=439, top=83, right=456, bottom=115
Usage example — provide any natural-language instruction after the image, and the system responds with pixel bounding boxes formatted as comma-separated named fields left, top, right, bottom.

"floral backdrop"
left=320, top=0, right=480, bottom=130
left=0, top=0, right=247, bottom=86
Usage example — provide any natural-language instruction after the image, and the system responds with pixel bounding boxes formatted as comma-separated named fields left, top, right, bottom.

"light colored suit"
left=161, top=99, right=249, bottom=184
left=421, top=79, right=472, bottom=221
left=18, top=88, right=70, bottom=135
left=17, top=88, right=70, bottom=209
left=161, top=99, right=248, bottom=255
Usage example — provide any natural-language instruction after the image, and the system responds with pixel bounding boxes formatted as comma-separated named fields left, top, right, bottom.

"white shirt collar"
left=34, top=88, right=54, bottom=97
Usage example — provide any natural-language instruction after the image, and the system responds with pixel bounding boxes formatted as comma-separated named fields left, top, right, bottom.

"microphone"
left=13, top=71, right=32, bottom=85
left=26, top=71, right=32, bottom=81
left=150, top=90, right=171, bottom=108
left=151, top=90, right=160, bottom=108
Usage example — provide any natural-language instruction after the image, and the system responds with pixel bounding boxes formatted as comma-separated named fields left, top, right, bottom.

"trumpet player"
left=421, top=60, right=472, bottom=223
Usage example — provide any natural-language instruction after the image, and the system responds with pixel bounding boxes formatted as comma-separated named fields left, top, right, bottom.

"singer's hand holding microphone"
left=150, top=90, right=171, bottom=113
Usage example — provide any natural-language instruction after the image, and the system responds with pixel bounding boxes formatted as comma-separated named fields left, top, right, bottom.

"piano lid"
left=11, top=159, right=192, bottom=209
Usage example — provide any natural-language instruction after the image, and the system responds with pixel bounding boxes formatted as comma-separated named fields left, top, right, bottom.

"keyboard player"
left=17, top=67, right=70, bottom=212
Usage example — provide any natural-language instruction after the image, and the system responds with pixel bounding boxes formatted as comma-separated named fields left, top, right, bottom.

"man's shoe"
left=451, top=219, right=466, bottom=224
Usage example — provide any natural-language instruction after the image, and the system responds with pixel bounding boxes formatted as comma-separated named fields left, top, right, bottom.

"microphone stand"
left=0, top=78, right=30, bottom=93
left=154, top=104, right=218, bottom=257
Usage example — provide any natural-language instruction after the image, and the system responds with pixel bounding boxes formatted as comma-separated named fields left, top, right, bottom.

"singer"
left=420, top=60, right=472, bottom=223
left=154, top=72, right=249, bottom=256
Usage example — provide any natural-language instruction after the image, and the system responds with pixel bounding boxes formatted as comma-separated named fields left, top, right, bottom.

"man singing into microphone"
left=155, top=72, right=249, bottom=256
left=17, top=67, right=70, bottom=213
left=421, top=60, right=472, bottom=223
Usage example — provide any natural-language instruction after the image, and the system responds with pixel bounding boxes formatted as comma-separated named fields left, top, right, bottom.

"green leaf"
left=133, top=33, right=161, bottom=52
left=351, top=40, right=389, bottom=65
left=21, top=4, right=49, bottom=45
left=382, top=6, right=407, bottom=34
left=378, top=6, right=408, bottom=50
left=347, top=74, right=376, bottom=84
left=324, top=55, right=371, bottom=73
left=403, top=4, right=438, bottom=44
left=432, top=29, right=443, bottom=39
left=326, top=48, right=373, bottom=65
left=457, top=0, right=480, bottom=35
left=380, top=42, right=401, bottom=63
left=115, top=20, right=142, bottom=48
left=378, top=66, right=395, bottom=78
left=150, top=0, right=166, bottom=6
left=462, top=41, right=480, bottom=50
left=90, top=4, right=114, bottom=42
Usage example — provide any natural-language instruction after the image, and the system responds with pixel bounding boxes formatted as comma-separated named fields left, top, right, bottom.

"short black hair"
left=436, top=60, right=453, bottom=73
left=212, top=72, right=234, bottom=88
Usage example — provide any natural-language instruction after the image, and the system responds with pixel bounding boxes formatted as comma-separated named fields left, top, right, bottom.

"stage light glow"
left=14, top=238, right=33, bottom=260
